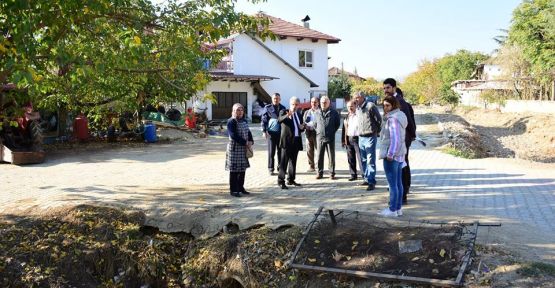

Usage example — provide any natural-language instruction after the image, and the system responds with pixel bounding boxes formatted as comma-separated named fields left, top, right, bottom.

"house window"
left=299, top=50, right=313, bottom=68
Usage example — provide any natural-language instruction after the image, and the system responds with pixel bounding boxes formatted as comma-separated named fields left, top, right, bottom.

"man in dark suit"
left=261, top=93, right=287, bottom=175
left=277, top=97, right=305, bottom=189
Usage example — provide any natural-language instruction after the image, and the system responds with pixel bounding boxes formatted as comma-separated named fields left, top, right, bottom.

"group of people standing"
left=262, top=93, right=341, bottom=188
left=224, top=78, right=416, bottom=218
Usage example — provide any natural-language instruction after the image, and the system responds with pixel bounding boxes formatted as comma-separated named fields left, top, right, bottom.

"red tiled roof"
left=258, top=13, right=340, bottom=44
left=328, top=67, right=365, bottom=80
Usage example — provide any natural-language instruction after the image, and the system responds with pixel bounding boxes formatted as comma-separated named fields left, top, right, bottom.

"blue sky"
left=235, top=0, right=522, bottom=80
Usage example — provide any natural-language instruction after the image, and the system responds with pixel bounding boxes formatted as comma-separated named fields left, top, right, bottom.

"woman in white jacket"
left=378, top=96, right=408, bottom=217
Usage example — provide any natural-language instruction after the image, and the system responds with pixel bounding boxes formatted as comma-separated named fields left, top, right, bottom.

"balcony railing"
left=211, top=60, right=234, bottom=72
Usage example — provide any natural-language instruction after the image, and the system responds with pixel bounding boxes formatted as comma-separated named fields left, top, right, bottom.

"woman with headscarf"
left=378, top=95, right=408, bottom=217
left=226, top=103, right=254, bottom=197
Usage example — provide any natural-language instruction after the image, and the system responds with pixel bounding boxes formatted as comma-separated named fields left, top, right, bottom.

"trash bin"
left=144, top=123, right=157, bottom=143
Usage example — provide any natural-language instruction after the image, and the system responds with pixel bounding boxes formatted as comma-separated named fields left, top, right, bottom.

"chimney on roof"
left=301, top=15, right=311, bottom=28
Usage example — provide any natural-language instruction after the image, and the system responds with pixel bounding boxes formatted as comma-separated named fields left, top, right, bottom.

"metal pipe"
left=328, top=209, right=337, bottom=226
left=289, top=263, right=461, bottom=287
left=288, top=206, right=324, bottom=265
left=455, top=221, right=479, bottom=285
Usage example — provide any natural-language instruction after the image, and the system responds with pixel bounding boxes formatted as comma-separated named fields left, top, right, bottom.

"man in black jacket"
left=383, top=78, right=416, bottom=204
left=313, top=96, right=341, bottom=180
left=277, top=97, right=304, bottom=189
left=261, top=93, right=287, bottom=175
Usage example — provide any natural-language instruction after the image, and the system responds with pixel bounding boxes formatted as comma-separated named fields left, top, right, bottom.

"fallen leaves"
left=274, top=259, right=282, bottom=268
left=440, top=248, right=446, bottom=258
left=332, top=250, right=344, bottom=262
left=351, top=241, right=358, bottom=251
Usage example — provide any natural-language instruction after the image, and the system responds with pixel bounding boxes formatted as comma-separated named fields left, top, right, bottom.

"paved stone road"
left=1, top=114, right=554, bottom=263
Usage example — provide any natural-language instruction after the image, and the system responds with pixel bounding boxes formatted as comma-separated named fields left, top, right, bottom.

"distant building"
left=451, top=64, right=512, bottom=106
left=328, top=67, right=365, bottom=82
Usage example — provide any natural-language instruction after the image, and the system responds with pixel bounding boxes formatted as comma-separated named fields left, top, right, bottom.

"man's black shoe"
left=366, top=184, right=375, bottom=191
left=287, top=181, right=301, bottom=186
left=315, top=175, right=323, bottom=179
left=359, top=181, right=369, bottom=186
left=279, top=183, right=289, bottom=189
left=348, top=176, right=357, bottom=181
left=241, top=190, right=251, bottom=195
left=230, top=192, right=242, bottom=197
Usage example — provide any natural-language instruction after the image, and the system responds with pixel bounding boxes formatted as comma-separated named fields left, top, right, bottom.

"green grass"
left=517, top=262, right=555, bottom=277
left=442, top=146, right=475, bottom=159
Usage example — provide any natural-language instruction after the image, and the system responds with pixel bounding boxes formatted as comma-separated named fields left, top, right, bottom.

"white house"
left=452, top=64, right=512, bottom=106
left=190, top=13, right=340, bottom=121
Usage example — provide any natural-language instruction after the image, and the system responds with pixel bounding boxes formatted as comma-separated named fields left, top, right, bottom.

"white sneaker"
left=397, top=208, right=403, bottom=216
left=378, top=208, right=398, bottom=217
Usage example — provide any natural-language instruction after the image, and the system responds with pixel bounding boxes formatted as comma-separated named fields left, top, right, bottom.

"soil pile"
left=423, top=106, right=555, bottom=162
left=2, top=205, right=554, bottom=287
left=295, top=213, right=469, bottom=282
left=455, top=107, right=555, bottom=162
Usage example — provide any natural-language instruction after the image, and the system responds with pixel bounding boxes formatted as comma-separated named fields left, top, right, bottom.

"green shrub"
left=517, top=262, right=555, bottom=277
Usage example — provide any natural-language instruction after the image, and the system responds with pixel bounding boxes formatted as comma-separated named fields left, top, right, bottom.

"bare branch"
left=157, top=73, right=189, bottom=93
left=114, top=68, right=170, bottom=73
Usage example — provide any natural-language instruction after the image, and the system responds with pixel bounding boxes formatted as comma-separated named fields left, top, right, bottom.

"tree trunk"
left=551, top=80, right=555, bottom=101
left=57, top=106, right=68, bottom=138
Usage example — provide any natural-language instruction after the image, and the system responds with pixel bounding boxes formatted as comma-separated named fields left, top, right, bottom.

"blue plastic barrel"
left=144, top=124, right=157, bottom=143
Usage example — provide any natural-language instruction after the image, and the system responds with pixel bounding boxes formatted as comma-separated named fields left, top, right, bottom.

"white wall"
left=233, top=34, right=328, bottom=107
left=457, top=90, right=482, bottom=106
left=191, top=81, right=255, bottom=120
left=262, top=37, right=329, bottom=91
left=501, top=100, right=555, bottom=114
left=454, top=89, right=555, bottom=114
left=483, top=64, right=503, bottom=80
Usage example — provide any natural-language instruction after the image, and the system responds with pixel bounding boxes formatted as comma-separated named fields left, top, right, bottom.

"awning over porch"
left=209, top=72, right=277, bottom=104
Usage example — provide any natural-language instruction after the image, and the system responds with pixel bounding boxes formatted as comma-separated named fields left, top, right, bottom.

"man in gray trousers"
left=313, top=96, right=341, bottom=180
left=302, top=96, right=319, bottom=172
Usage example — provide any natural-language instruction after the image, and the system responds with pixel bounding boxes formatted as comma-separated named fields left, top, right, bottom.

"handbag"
left=246, top=145, right=254, bottom=158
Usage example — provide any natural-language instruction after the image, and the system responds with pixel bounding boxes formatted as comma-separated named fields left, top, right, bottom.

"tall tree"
left=328, top=73, right=352, bottom=100
left=0, top=0, right=271, bottom=120
left=435, top=50, right=488, bottom=105
left=401, top=50, right=486, bottom=105
left=508, top=0, right=555, bottom=84
left=402, top=59, right=442, bottom=104
left=351, top=77, right=382, bottom=99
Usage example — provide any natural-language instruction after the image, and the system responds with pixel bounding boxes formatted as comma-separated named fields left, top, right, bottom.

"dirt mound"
left=0, top=205, right=192, bottom=287
left=425, top=106, right=555, bottom=162
left=298, top=216, right=468, bottom=282
left=456, top=107, right=555, bottom=163
left=2, top=205, right=554, bottom=287
left=434, top=113, right=488, bottom=158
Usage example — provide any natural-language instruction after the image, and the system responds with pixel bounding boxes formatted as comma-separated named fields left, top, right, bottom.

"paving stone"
left=1, top=121, right=555, bottom=261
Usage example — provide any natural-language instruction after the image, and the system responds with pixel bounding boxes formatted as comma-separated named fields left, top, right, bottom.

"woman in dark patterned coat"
left=226, top=103, right=254, bottom=197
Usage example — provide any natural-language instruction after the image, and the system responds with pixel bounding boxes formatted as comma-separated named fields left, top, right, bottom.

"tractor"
left=0, top=85, right=45, bottom=164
